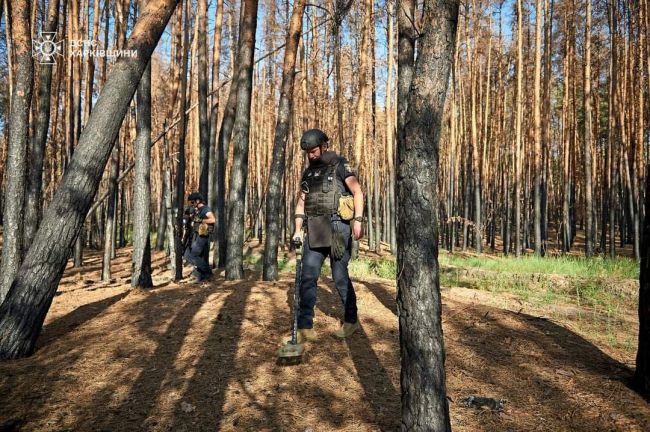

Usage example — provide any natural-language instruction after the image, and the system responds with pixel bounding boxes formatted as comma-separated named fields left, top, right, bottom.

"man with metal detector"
left=283, top=129, right=364, bottom=345
left=184, top=192, right=215, bottom=282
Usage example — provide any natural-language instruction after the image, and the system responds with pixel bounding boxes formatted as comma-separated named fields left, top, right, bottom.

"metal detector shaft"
left=291, top=238, right=303, bottom=345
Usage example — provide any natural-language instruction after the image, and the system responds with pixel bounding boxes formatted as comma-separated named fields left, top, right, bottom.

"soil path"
left=1, top=249, right=648, bottom=431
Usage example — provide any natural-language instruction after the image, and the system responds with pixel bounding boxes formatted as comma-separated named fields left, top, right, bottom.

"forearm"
left=294, top=198, right=305, bottom=233
left=353, top=190, right=364, bottom=218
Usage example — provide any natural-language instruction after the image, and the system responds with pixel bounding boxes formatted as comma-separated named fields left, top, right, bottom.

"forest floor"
left=1, top=243, right=649, bottom=431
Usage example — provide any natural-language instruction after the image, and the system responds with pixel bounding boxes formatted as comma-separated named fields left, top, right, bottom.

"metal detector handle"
left=293, top=237, right=303, bottom=256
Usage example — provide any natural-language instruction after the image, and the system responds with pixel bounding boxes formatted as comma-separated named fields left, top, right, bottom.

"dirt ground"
left=1, top=247, right=649, bottom=431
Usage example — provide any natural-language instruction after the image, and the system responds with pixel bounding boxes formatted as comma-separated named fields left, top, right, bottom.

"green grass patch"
left=439, top=251, right=639, bottom=279
left=347, top=258, right=397, bottom=279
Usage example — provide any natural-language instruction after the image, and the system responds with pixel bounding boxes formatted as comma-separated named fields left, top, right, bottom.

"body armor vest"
left=301, top=157, right=348, bottom=217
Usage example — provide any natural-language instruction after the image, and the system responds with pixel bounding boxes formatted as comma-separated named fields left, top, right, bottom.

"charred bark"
left=0, top=0, right=181, bottom=359
left=262, top=0, right=305, bottom=281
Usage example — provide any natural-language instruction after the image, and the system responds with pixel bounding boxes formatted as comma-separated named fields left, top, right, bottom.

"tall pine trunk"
left=583, top=0, right=594, bottom=257
left=225, top=0, right=259, bottom=280
left=634, top=170, right=650, bottom=398
left=197, top=0, right=210, bottom=196
left=208, top=0, right=224, bottom=252
left=214, top=5, right=243, bottom=269
left=131, top=54, right=153, bottom=288
left=0, top=0, right=33, bottom=303
left=514, top=0, right=523, bottom=256
left=0, top=0, right=181, bottom=359
left=262, top=0, right=305, bottom=281
left=397, top=0, right=458, bottom=428
left=24, top=0, right=59, bottom=250
left=533, top=0, right=543, bottom=256
left=174, top=0, right=191, bottom=281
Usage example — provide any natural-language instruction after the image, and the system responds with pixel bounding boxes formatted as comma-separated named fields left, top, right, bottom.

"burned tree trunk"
left=634, top=171, right=650, bottom=399
left=174, top=0, right=191, bottom=281
left=24, top=0, right=59, bottom=250
left=0, top=0, right=181, bottom=359
left=0, top=0, right=33, bottom=303
left=396, top=0, right=458, bottom=430
left=225, top=0, right=259, bottom=280
left=131, top=55, right=154, bottom=288
left=207, top=0, right=224, bottom=238
left=197, top=0, right=210, bottom=196
left=262, top=0, right=305, bottom=281
left=214, top=6, right=243, bottom=269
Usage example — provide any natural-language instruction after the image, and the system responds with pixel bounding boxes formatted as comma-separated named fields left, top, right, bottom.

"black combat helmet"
left=188, top=191, right=205, bottom=202
left=300, top=128, right=329, bottom=150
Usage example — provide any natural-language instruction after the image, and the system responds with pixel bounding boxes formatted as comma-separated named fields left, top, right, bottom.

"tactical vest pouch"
left=337, top=195, right=354, bottom=221
left=307, top=215, right=332, bottom=248
left=198, top=222, right=209, bottom=237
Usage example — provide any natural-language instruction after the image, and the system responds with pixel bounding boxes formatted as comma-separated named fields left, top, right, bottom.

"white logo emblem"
left=32, top=31, right=64, bottom=65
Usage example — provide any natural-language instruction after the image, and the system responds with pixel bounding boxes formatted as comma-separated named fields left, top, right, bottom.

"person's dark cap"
left=300, top=129, right=329, bottom=150
left=188, top=192, right=204, bottom=202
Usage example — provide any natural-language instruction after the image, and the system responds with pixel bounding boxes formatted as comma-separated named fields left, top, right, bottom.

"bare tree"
left=0, top=0, right=181, bottom=359
left=225, top=0, right=259, bottom=280
left=24, top=0, right=60, bottom=249
left=514, top=0, right=523, bottom=256
left=533, top=0, right=543, bottom=255
left=634, top=171, right=650, bottom=399
left=174, top=0, right=191, bottom=281
left=397, top=0, right=458, bottom=429
left=262, top=0, right=306, bottom=281
left=131, top=44, right=154, bottom=288
left=197, top=0, right=210, bottom=196
left=0, top=0, right=33, bottom=303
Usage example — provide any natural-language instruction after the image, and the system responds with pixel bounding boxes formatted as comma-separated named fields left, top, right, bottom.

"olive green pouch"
left=198, top=222, right=209, bottom=237
left=337, top=195, right=354, bottom=221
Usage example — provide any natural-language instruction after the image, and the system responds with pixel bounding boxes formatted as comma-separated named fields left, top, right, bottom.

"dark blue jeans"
left=184, top=235, right=212, bottom=279
left=298, top=220, right=358, bottom=329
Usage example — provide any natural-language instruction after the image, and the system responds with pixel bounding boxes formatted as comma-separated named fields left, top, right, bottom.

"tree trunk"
left=583, top=0, right=594, bottom=257
left=197, top=0, right=210, bottom=196
left=0, top=0, right=33, bottom=303
left=174, top=0, right=191, bottom=281
left=24, top=0, right=59, bottom=250
left=352, top=0, right=371, bottom=168
left=533, top=0, right=543, bottom=256
left=214, top=7, right=243, bottom=269
left=131, top=54, right=154, bottom=288
left=634, top=170, right=650, bottom=398
left=0, top=0, right=181, bottom=360
left=155, top=177, right=167, bottom=251
left=225, top=0, right=258, bottom=280
left=163, top=122, right=178, bottom=276
left=208, top=0, right=224, bottom=258
left=102, top=146, right=120, bottom=280
left=397, top=0, right=458, bottom=430
left=386, top=0, right=397, bottom=253
left=514, top=0, right=523, bottom=257
left=262, top=0, right=305, bottom=281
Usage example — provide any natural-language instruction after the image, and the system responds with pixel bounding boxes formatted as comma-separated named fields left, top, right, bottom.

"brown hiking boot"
left=334, top=321, right=360, bottom=338
left=282, top=328, right=317, bottom=345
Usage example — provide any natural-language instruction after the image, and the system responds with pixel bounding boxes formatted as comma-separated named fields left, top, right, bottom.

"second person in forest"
left=184, top=192, right=215, bottom=282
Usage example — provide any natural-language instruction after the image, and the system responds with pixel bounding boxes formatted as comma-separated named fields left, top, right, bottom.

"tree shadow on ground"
left=72, top=279, right=256, bottom=432
left=316, top=278, right=401, bottom=429
left=363, top=280, right=397, bottom=315
left=166, top=281, right=255, bottom=431
left=355, top=280, right=649, bottom=431
left=37, top=290, right=130, bottom=348
left=442, top=298, right=647, bottom=431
